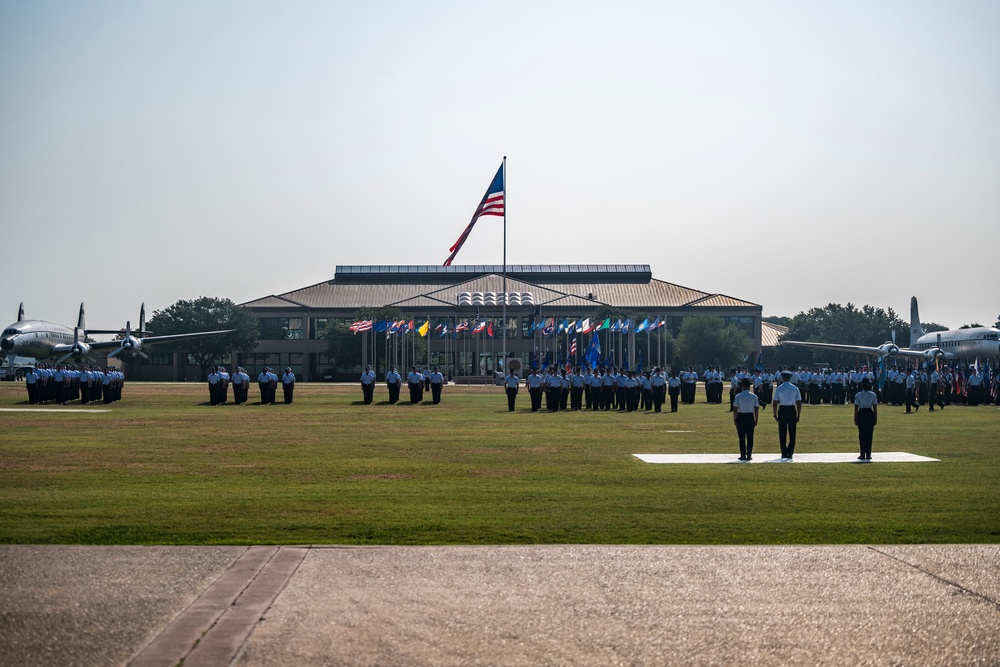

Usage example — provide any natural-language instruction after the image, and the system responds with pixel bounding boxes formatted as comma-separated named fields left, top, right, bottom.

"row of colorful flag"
left=349, top=316, right=673, bottom=338
left=529, top=317, right=667, bottom=336
left=349, top=319, right=495, bottom=338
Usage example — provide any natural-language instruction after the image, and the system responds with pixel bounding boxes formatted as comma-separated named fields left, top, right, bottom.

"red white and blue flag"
left=472, top=320, right=487, bottom=335
left=443, top=162, right=505, bottom=266
left=455, top=320, right=470, bottom=333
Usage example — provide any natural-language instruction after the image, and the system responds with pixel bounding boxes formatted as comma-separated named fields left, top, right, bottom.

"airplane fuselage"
left=1, top=320, right=79, bottom=359
left=911, top=328, right=1000, bottom=359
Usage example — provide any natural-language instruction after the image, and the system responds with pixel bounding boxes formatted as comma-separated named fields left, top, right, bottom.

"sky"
left=1, top=0, right=998, bottom=332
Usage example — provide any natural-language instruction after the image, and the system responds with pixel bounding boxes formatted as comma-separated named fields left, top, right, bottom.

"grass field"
left=0, top=382, right=997, bottom=545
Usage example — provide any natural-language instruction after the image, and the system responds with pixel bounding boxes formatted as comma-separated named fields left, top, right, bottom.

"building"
left=229, top=264, right=762, bottom=381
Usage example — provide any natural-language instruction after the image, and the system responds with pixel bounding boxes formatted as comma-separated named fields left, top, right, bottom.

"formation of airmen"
left=23, top=364, right=125, bottom=405
left=514, top=366, right=677, bottom=413
left=359, top=364, right=446, bottom=405
left=206, top=366, right=296, bottom=405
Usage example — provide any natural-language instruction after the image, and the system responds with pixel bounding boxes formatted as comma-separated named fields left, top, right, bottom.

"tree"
left=776, top=303, right=908, bottom=366
left=146, top=297, right=259, bottom=380
left=675, top=316, right=751, bottom=369
left=959, top=323, right=984, bottom=329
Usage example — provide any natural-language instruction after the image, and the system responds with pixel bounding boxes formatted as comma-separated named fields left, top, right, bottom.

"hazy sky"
left=2, top=0, right=997, bottom=332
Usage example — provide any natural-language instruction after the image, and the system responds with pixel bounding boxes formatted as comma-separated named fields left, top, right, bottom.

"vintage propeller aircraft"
left=780, top=297, right=1000, bottom=362
left=1, top=302, right=234, bottom=376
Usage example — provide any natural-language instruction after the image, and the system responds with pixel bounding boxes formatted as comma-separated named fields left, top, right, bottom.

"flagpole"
left=501, top=156, right=507, bottom=380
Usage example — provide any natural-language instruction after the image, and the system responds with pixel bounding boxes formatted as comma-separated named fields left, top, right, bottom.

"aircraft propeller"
left=108, top=321, right=148, bottom=360
left=55, top=326, right=93, bottom=364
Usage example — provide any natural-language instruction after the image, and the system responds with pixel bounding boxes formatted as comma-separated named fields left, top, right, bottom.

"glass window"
left=146, top=352, right=172, bottom=366
left=311, top=318, right=330, bottom=339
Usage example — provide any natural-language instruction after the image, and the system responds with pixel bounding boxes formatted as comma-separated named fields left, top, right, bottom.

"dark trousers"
left=590, top=386, right=601, bottom=410
left=408, top=382, right=420, bottom=404
left=669, top=388, right=679, bottom=412
left=547, top=387, right=560, bottom=411
left=856, top=409, right=875, bottom=458
left=616, top=387, right=626, bottom=411
left=431, top=383, right=442, bottom=404
left=735, top=413, right=756, bottom=459
left=506, top=387, right=517, bottom=411
left=584, top=386, right=591, bottom=409
left=26, top=383, right=37, bottom=404
left=652, top=386, right=664, bottom=412
left=282, top=383, right=293, bottom=404
left=388, top=382, right=400, bottom=404
left=259, top=382, right=268, bottom=403
left=603, top=386, right=613, bottom=410
left=529, top=388, right=542, bottom=412
left=641, top=388, right=652, bottom=411
left=362, top=383, right=375, bottom=405
left=777, top=406, right=798, bottom=458
left=571, top=387, right=583, bottom=410
left=905, top=387, right=918, bottom=412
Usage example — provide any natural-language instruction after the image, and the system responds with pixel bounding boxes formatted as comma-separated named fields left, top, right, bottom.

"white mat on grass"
left=634, top=452, right=939, bottom=464
left=0, top=408, right=111, bottom=413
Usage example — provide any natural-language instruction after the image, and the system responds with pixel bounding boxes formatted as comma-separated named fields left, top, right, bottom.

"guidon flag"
left=443, top=162, right=505, bottom=266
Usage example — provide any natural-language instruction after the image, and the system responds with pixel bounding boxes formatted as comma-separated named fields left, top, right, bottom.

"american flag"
left=455, top=320, right=470, bottom=332
left=443, top=162, right=504, bottom=266
left=570, top=338, right=577, bottom=357
left=349, top=320, right=373, bottom=333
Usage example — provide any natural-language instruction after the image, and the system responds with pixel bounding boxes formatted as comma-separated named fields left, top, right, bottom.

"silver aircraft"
left=780, top=297, right=1000, bottom=362
left=1, top=302, right=234, bottom=375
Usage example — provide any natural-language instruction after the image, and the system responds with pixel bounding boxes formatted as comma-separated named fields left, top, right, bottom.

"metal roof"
left=333, top=264, right=652, bottom=284
left=762, top=321, right=789, bottom=347
left=242, top=272, right=760, bottom=313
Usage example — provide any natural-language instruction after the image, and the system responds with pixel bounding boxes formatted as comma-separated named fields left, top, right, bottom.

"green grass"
left=0, top=382, right=997, bottom=545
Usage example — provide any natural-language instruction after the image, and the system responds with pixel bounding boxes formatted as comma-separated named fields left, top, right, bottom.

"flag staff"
left=501, top=156, right=507, bottom=379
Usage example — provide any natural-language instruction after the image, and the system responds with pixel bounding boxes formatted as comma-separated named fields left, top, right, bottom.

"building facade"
left=227, top=264, right=762, bottom=381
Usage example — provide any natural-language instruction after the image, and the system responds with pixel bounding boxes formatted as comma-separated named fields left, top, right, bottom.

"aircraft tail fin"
left=909, top=296, right=924, bottom=343
left=77, top=303, right=86, bottom=334
left=17, top=303, right=24, bottom=322
left=139, top=303, right=146, bottom=337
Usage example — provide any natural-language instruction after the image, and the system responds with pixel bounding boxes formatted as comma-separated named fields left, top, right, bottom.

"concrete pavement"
left=1, top=545, right=998, bottom=666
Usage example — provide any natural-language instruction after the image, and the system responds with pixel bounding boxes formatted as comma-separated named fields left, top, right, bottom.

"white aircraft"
left=780, top=297, right=1000, bottom=362
left=1, top=302, right=234, bottom=374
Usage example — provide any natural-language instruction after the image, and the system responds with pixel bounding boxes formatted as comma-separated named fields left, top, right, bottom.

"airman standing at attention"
left=361, top=364, right=377, bottom=404
left=207, top=366, right=220, bottom=405
left=732, top=378, right=760, bottom=461
left=526, top=367, right=543, bottom=412
left=589, top=368, right=603, bottom=411
left=570, top=367, right=584, bottom=410
left=429, top=366, right=444, bottom=404
left=651, top=367, right=666, bottom=413
left=267, top=367, right=279, bottom=404
left=385, top=365, right=401, bottom=404
left=504, top=368, right=520, bottom=411
left=853, top=378, right=878, bottom=461
left=602, top=368, right=615, bottom=410
left=904, top=369, right=919, bottom=413
left=772, top=371, right=802, bottom=461
left=258, top=367, right=270, bottom=404
left=668, top=370, right=681, bottom=412
left=25, top=366, right=39, bottom=404
left=281, top=367, right=296, bottom=404
left=407, top=366, right=423, bottom=404
left=232, top=366, right=248, bottom=404
left=218, top=366, right=230, bottom=405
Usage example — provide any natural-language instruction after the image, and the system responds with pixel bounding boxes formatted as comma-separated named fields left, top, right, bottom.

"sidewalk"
left=1, top=545, right=998, bottom=666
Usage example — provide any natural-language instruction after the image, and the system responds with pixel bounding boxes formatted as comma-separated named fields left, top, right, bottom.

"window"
left=146, top=352, right=172, bottom=366
left=258, top=317, right=304, bottom=340
left=311, top=318, right=330, bottom=339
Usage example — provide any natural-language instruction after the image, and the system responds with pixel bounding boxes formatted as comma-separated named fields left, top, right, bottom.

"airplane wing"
left=87, top=330, right=236, bottom=352
left=779, top=340, right=894, bottom=357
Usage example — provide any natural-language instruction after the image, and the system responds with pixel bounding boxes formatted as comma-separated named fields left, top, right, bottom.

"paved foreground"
left=1, top=545, right=998, bottom=666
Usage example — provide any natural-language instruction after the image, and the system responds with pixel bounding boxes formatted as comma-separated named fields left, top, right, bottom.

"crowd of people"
left=23, top=364, right=125, bottom=405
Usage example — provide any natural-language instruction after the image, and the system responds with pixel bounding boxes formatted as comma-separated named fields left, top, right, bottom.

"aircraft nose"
left=0, top=337, right=13, bottom=351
